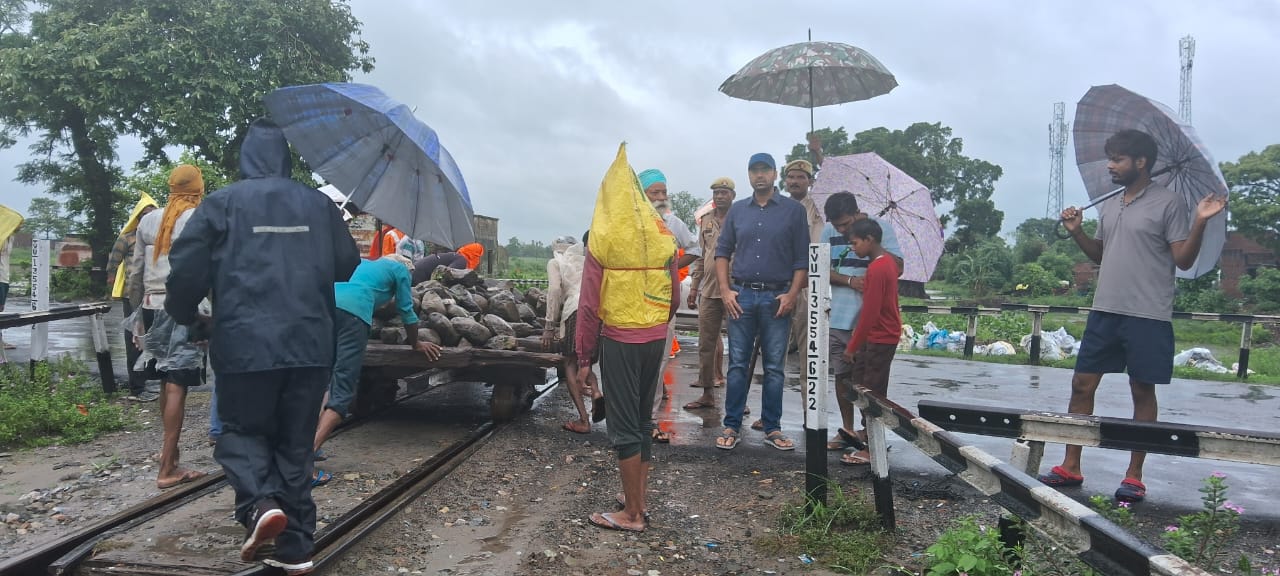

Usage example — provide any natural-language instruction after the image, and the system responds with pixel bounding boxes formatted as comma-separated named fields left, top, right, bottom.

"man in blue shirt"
left=311, top=255, right=441, bottom=475
left=713, top=152, right=809, bottom=451
left=819, top=192, right=903, bottom=464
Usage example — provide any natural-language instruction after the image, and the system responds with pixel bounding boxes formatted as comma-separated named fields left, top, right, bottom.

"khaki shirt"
left=691, top=211, right=727, bottom=298
left=797, top=194, right=824, bottom=243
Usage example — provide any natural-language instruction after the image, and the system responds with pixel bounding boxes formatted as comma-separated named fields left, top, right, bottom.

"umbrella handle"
left=1055, top=185, right=1125, bottom=240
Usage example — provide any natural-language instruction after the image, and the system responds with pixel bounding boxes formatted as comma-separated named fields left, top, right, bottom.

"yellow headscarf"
left=154, top=164, right=205, bottom=262
left=110, top=192, right=159, bottom=298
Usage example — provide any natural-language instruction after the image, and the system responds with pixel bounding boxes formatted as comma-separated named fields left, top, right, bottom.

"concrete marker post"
left=804, top=243, right=830, bottom=510
left=1237, top=321, right=1253, bottom=379
left=29, top=237, right=50, bottom=377
left=1029, top=311, right=1045, bottom=365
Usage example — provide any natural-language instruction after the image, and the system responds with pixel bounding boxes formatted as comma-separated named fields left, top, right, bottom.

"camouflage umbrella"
left=719, top=36, right=897, bottom=132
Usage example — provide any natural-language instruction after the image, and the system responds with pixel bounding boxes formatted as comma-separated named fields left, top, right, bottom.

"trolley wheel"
left=490, top=381, right=522, bottom=422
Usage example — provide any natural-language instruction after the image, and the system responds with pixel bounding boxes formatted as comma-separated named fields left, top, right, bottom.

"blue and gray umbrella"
left=264, top=83, right=475, bottom=248
left=1073, top=84, right=1228, bottom=279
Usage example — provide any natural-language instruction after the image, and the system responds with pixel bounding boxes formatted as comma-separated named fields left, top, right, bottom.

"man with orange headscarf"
left=456, top=242, right=485, bottom=270
left=129, top=164, right=209, bottom=489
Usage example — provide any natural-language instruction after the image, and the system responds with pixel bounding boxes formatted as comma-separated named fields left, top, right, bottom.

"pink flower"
left=1211, top=471, right=1227, bottom=479
left=1117, top=501, right=1130, bottom=509
left=1165, top=525, right=1180, bottom=532
left=1222, top=502, right=1245, bottom=514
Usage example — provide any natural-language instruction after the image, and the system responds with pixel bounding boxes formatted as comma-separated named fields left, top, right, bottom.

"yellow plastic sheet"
left=0, top=204, right=22, bottom=246
left=589, top=143, right=677, bottom=330
left=110, top=192, right=159, bottom=298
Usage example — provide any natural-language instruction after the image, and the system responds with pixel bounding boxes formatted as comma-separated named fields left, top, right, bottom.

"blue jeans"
left=723, top=286, right=792, bottom=433
left=209, top=385, right=222, bottom=439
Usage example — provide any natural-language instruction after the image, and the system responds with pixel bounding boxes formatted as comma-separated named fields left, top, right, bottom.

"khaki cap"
left=709, top=177, right=736, bottom=191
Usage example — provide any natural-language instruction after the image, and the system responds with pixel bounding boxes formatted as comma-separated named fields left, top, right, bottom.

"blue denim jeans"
left=723, top=286, right=792, bottom=433
left=209, top=385, right=222, bottom=440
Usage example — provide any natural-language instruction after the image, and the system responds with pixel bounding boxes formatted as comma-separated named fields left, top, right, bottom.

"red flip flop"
left=1037, top=465, right=1084, bottom=487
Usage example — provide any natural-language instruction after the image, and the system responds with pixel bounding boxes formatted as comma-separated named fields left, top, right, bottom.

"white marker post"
left=30, top=237, right=51, bottom=373
left=804, top=242, right=831, bottom=508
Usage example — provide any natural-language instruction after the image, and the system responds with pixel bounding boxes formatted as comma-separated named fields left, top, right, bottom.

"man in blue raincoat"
left=166, top=118, right=360, bottom=575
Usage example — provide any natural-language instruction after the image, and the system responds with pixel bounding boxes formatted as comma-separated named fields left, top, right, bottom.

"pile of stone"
left=370, top=267, right=549, bottom=352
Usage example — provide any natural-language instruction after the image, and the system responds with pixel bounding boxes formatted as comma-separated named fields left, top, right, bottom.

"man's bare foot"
left=589, top=511, right=645, bottom=532
left=562, top=420, right=590, bottom=434
left=157, top=468, right=206, bottom=489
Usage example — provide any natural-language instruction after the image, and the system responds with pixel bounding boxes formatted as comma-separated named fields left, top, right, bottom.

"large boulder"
left=484, top=334, right=519, bottom=350
left=438, top=267, right=483, bottom=288
left=510, top=322, right=537, bottom=338
left=417, top=328, right=442, bottom=346
left=380, top=327, right=407, bottom=345
left=451, top=316, right=494, bottom=346
left=419, top=292, right=448, bottom=317
left=424, top=312, right=461, bottom=347
left=482, top=314, right=516, bottom=337
left=517, top=303, right=537, bottom=325
left=488, top=292, right=523, bottom=324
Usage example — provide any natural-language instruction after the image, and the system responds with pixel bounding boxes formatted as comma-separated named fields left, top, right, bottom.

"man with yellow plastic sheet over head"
left=575, top=143, right=679, bottom=533
left=108, top=193, right=160, bottom=399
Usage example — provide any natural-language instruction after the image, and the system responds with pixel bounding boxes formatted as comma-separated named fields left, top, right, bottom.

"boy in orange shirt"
left=839, top=219, right=901, bottom=465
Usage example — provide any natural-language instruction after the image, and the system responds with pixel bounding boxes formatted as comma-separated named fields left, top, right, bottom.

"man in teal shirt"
left=311, top=255, right=440, bottom=482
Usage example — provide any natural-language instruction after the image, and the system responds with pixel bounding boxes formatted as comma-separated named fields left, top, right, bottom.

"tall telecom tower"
left=1179, top=35, right=1195, bottom=123
left=1046, top=102, right=1067, bottom=219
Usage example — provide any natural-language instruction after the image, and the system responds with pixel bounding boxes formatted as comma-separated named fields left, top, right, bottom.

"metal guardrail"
left=917, top=399, right=1280, bottom=468
left=0, top=302, right=115, bottom=392
left=851, top=386, right=1209, bottom=576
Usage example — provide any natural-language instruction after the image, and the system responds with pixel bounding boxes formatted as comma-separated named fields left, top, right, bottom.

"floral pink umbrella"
left=810, top=152, right=943, bottom=283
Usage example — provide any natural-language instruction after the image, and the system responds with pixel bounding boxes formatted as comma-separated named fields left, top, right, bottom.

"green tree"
left=0, top=0, right=374, bottom=290
left=1013, top=263, right=1059, bottom=297
left=1238, top=268, right=1280, bottom=314
left=947, top=198, right=1004, bottom=249
left=669, top=190, right=704, bottom=231
left=788, top=122, right=1004, bottom=229
left=950, top=238, right=1014, bottom=298
left=1035, top=252, right=1074, bottom=282
left=25, top=197, right=73, bottom=240
left=116, top=150, right=236, bottom=207
left=1220, top=144, right=1280, bottom=254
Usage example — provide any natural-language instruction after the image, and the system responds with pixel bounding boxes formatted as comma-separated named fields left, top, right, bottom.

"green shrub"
left=757, top=484, right=890, bottom=574
left=0, top=356, right=134, bottom=448
left=924, top=515, right=1021, bottom=575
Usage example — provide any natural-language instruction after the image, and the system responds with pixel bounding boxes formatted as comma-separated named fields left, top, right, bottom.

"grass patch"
left=0, top=356, right=136, bottom=448
left=756, top=484, right=892, bottom=574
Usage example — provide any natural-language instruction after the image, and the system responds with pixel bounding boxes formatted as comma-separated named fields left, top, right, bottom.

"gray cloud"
left=4, top=0, right=1277, bottom=251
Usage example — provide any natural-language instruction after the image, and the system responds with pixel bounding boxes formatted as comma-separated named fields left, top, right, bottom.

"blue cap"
left=748, top=152, right=776, bottom=170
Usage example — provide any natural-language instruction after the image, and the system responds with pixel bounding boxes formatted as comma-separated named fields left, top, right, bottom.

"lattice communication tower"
left=1179, top=35, right=1195, bottom=123
left=1046, top=102, right=1067, bottom=219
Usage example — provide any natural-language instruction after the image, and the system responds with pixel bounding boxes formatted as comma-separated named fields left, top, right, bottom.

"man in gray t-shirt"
left=1037, top=129, right=1226, bottom=503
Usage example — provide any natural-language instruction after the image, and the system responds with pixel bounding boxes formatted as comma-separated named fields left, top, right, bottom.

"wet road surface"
left=3, top=302, right=1276, bottom=520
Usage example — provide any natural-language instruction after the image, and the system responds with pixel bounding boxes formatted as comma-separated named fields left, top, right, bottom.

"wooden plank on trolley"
left=363, top=342, right=563, bottom=370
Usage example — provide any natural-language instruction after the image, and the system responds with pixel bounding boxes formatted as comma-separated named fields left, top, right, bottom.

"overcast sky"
left=3, top=0, right=1278, bottom=245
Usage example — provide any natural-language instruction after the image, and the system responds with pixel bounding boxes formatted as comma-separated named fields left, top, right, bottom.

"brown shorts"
left=850, top=341, right=896, bottom=398
left=561, top=311, right=579, bottom=357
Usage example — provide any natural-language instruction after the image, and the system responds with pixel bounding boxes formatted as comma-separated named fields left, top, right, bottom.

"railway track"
left=1, top=370, right=555, bottom=576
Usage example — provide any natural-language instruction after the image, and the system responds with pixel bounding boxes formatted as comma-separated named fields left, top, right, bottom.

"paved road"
left=653, top=334, right=1279, bottom=522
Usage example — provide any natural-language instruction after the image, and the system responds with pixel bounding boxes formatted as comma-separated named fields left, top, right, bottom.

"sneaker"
left=241, top=501, right=287, bottom=562
left=135, top=390, right=160, bottom=402
left=263, top=557, right=314, bottom=575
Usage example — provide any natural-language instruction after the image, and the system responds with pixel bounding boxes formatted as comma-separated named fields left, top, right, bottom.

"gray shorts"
left=829, top=328, right=853, bottom=376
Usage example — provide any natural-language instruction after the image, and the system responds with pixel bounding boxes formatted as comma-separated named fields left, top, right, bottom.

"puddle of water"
left=478, top=504, right=528, bottom=554
left=928, top=378, right=965, bottom=390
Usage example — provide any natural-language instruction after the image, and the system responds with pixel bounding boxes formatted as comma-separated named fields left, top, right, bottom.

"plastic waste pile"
left=904, top=322, right=967, bottom=353
left=1173, top=348, right=1233, bottom=374
left=1019, top=327, right=1080, bottom=361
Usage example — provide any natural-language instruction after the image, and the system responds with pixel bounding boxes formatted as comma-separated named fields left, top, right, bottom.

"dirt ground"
left=2, top=374, right=1277, bottom=575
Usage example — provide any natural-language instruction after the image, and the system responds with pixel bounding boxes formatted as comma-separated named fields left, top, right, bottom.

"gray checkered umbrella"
left=1073, top=84, right=1228, bottom=279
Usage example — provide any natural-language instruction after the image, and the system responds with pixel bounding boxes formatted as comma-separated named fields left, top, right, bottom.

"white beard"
left=651, top=201, right=671, bottom=214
